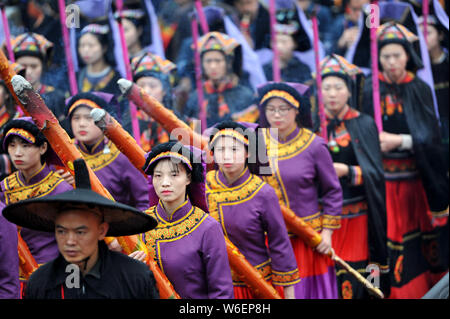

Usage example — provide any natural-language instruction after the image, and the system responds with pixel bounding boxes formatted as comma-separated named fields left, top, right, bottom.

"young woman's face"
left=136, top=76, right=165, bottom=103
left=276, top=33, right=296, bottom=62
left=420, top=24, right=442, bottom=52
left=123, top=18, right=142, bottom=51
left=213, top=135, right=248, bottom=177
left=78, top=33, right=106, bottom=66
left=264, top=97, right=298, bottom=133
left=70, top=106, right=104, bottom=145
left=379, top=43, right=409, bottom=80
left=152, top=159, right=191, bottom=206
left=202, top=50, right=227, bottom=82
left=16, top=56, right=43, bottom=87
left=7, top=136, right=47, bottom=172
left=322, top=76, right=351, bottom=115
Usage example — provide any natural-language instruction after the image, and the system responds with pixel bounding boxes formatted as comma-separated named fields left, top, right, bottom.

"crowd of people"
left=0, top=0, right=448, bottom=300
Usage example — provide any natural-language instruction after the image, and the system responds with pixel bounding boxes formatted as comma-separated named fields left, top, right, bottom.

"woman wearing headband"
left=66, top=92, right=149, bottom=211
left=143, top=141, right=234, bottom=299
left=320, top=54, right=389, bottom=299
left=184, top=32, right=255, bottom=127
left=0, top=117, right=73, bottom=295
left=362, top=22, right=448, bottom=298
left=207, top=120, right=300, bottom=299
left=257, top=82, right=343, bottom=299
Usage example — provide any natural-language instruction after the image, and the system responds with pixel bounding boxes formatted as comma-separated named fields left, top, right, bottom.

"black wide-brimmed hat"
left=2, top=159, right=157, bottom=237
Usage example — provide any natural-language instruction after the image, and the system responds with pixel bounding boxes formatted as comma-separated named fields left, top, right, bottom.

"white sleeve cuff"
left=399, top=134, right=413, bottom=150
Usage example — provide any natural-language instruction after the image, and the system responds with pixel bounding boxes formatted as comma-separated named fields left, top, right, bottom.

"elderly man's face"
left=55, top=209, right=108, bottom=267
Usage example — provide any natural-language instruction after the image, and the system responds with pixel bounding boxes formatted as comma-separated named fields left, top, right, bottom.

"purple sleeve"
left=0, top=204, right=20, bottom=299
left=122, top=160, right=150, bottom=211
left=314, top=138, right=343, bottom=229
left=261, top=185, right=300, bottom=286
left=201, top=219, right=234, bottom=299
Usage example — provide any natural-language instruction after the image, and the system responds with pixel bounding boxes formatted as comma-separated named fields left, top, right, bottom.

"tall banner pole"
left=369, top=1, right=383, bottom=132
left=269, top=0, right=281, bottom=82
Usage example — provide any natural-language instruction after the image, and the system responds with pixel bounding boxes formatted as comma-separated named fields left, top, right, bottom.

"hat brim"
left=2, top=189, right=157, bottom=237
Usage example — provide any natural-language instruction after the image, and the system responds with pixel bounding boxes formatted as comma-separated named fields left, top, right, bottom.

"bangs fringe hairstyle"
left=143, top=141, right=204, bottom=184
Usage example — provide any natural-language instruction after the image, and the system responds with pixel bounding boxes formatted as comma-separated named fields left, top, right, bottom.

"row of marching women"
left=0, top=1, right=448, bottom=300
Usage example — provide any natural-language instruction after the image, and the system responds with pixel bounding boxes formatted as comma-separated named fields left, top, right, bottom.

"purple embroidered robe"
left=76, top=138, right=149, bottom=210
left=262, top=127, right=343, bottom=299
left=144, top=200, right=234, bottom=299
left=0, top=164, right=73, bottom=266
left=0, top=202, right=20, bottom=298
left=206, top=168, right=300, bottom=287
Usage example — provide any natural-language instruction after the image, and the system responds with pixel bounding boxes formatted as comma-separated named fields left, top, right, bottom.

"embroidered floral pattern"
left=342, top=280, right=353, bottom=299
left=2, top=171, right=65, bottom=205
left=144, top=205, right=208, bottom=268
left=78, top=140, right=121, bottom=171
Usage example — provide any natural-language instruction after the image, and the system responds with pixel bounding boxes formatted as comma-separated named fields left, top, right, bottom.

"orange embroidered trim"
left=322, top=214, right=341, bottom=229
left=144, top=205, right=208, bottom=266
left=147, top=151, right=192, bottom=171
left=68, top=99, right=101, bottom=115
left=382, top=158, right=417, bottom=173
left=210, top=129, right=249, bottom=147
left=2, top=171, right=64, bottom=205
left=341, top=201, right=368, bottom=216
left=272, top=268, right=301, bottom=286
left=261, top=90, right=299, bottom=109
left=231, top=259, right=272, bottom=286
left=5, top=128, right=36, bottom=144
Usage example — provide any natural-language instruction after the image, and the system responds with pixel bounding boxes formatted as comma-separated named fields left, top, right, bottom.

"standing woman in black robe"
left=362, top=22, right=448, bottom=299
left=319, top=54, right=389, bottom=299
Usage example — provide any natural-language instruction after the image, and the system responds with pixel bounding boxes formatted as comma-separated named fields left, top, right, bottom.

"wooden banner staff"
left=91, top=108, right=282, bottom=299
left=9, top=74, right=178, bottom=299
left=280, top=204, right=384, bottom=299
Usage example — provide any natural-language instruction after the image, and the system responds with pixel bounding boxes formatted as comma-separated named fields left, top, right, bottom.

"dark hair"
left=66, top=92, right=112, bottom=118
left=1, top=119, right=49, bottom=164
left=143, top=141, right=204, bottom=184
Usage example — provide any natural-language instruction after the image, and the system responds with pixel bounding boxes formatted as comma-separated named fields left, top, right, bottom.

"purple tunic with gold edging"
left=262, top=127, right=343, bottom=299
left=144, top=199, right=234, bottom=299
left=76, top=138, right=149, bottom=211
left=0, top=164, right=73, bottom=266
left=206, top=167, right=300, bottom=288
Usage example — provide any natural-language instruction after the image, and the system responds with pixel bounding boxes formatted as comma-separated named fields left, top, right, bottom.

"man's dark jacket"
left=24, top=241, right=159, bottom=299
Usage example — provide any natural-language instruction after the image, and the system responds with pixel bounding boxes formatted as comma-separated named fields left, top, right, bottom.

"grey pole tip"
left=90, top=108, right=106, bottom=122
left=11, top=75, right=33, bottom=103
left=117, top=78, right=133, bottom=94
left=90, top=108, right=107, bottom=131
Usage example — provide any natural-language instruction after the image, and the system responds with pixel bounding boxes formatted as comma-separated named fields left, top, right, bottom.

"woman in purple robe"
left=257, top=82, right=343, bottom=299
left=142, top=141, right=234, bottom=299
left=0, top=117, right=73, bottom=295
left=206, top=120, right=300, bottom=299
left=0, top=201, right=20, bottom=299
left=65, top=92, right=149, bottom=211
